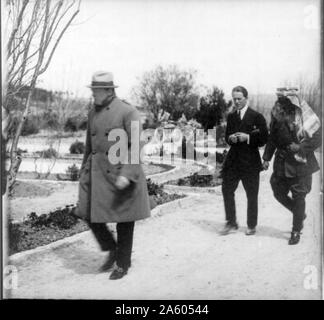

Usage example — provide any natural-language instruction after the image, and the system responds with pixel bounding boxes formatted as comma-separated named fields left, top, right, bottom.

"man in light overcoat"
left=76, top=71, right=150, bottom=280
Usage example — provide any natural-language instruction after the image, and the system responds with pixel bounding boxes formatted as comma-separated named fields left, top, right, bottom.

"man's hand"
left=115, top=175, right=130, bottom=190
left=229, top=134, right=238, bottom=144
left=262, top=160, right=270, bottom=170
left=288, top=142, right=300, bottom=153
left=236, top=132, right=249, bottom=142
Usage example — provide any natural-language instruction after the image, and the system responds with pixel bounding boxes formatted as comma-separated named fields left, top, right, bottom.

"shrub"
left=64, top=117, right=78, bottom=132
left=8, top=219, right=23, bottom=255
left=188, top=172, right=213, bottom=187
left=66, top=164, right=80, bottom=181
left=48, top=207, right=79, bottom=229
left=17, top=148, right=28, bottom=154
left=146, top=178, right=164, bottom=196
left=69, top=140, right=85, bottom=154
left=177, top=178, right=187, bottom=186
left=154, top=192, right=182, bottom=206
left=41, top=109, right=60, bottom=130
left=142, top=119, right=159, bottom=130
left=146, top=178, right=184, bottom=206
left=21, top=116, right=40, bottom=136
left=64, top=115, right=88, bottom=132
left=26, top=207, right=78, bottom=229
left=36, top=147, right=58, bottom=159
left=78, top=118, right=87, bottom=131
left=8, top=114, right=40, bottom=138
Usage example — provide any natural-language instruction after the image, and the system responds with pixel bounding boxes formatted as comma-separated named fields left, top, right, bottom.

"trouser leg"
left=241, top=172, right=260, bottom=229
left=222, top=169, right=240, bottom=225
left=88, top=222, right=116, bottom=251
left=270, top=173, right=294, bottom=212
left=116, top=221, right=135, bottom=269
left=290, top=175, right=312, bottom=232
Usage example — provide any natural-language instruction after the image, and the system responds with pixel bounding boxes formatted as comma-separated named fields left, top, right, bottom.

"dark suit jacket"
left=263, top=114, right=321, bottom=177
left=223, top=107, right=268, bottom=174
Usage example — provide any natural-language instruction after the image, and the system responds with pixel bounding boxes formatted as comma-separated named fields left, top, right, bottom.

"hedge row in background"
left=8, top=111, right=88, bottom=137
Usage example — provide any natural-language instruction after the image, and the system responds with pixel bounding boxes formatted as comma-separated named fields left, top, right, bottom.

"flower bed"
left=166, top=165, right=222, bottom=188
left=9, top=210, right=89, bottom=255
left=8, top=180, right=185, bottom=255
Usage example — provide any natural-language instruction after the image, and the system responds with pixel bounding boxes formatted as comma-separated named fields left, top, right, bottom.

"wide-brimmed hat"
left=87, top=71, right=119, bottom=88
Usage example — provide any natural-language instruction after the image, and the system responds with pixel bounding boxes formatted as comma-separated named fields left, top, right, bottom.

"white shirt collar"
left=238, top=102, right=249, bottom=119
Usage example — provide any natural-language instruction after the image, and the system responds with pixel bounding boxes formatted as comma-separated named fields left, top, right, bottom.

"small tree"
left=132, top=65, right=199, bottom=124
left=195, top=87, right=228, bottom=131
left=4, top=0, right=81, bottom=191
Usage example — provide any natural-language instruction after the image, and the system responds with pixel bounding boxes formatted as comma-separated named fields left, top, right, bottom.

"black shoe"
left=99, top=250, right=116, bottom=272
left=220, top=222, right=238, bottom=235
left=245, top=227, right=256, bottom=236
left=109, top=265, right=128, bottom=280
left=288, top=231, right=301, bottom=245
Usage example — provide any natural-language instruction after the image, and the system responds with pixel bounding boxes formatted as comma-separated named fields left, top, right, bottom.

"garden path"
left=7, top=167, right=322, bottom=299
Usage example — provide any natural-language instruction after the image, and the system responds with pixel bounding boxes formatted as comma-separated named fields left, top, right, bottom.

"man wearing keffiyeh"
left=262, top=88, right=321, bottom=245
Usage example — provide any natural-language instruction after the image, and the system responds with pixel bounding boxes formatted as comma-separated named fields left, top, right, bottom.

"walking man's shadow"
left=53, top=242, right=105, bottom=275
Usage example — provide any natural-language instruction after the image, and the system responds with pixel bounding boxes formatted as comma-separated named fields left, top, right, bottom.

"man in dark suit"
left=262, top=92, right=321, bottom=245
left=221, top=86, right=268, bottom=235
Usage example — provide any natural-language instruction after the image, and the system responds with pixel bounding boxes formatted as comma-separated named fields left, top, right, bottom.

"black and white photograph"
left=1, top=0, right=323, bottom=301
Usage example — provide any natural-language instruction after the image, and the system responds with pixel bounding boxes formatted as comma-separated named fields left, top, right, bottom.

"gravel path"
left=6, top=168, right=322, bottom=300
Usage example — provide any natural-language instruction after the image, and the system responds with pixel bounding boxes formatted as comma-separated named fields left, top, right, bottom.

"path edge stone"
left=8, top=194, right=200, bottom=265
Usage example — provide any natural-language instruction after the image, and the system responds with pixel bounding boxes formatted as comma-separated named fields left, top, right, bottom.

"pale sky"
left=37, top=0, right=321, bottom=102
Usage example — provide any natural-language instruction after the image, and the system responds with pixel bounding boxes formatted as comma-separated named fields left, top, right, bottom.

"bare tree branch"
left=39, top=1, right=80, bottom=74
left=5, top=0, right=81, bottom=190
left=7, top=0, right=29, bottom=56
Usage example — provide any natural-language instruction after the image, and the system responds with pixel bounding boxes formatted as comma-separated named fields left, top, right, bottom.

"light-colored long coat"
left=76, top=97, right=151, bottom=223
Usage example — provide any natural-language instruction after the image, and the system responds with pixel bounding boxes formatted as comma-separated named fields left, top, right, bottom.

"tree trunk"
left=8, top=85, right=34, bottom=191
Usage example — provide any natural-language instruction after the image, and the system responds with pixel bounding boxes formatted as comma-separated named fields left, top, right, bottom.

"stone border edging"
left=9, top=228, right=91, bottom=266
left=8, top=194, right=200, bottom=265
left=146, top=165, right=179, bottom=180
left=164, top=184, right=222, bottom=195
left=8, top=158, right=210, bottom=262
